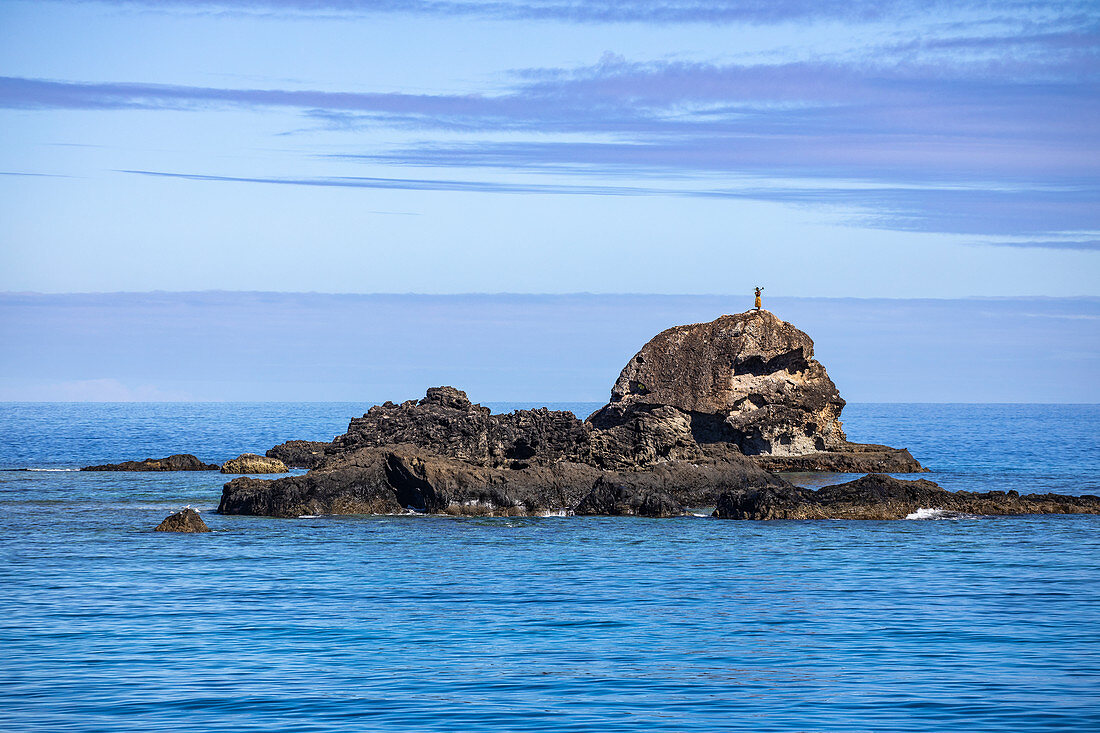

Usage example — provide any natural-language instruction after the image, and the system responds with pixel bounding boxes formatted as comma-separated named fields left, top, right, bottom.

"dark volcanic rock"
left=154, top=507, right=211, bottom=532
left=714, top=473, right=1100, bottom=520
left=574, top=477, right=684, bottom=517
left=219, top=443, right=788, bottom=518
left=753, top=445, right=927, bottom=473
left=329, top=387, right=589, bottom=468
left=267, top=440, right=330, bottom=469
left=713, top=485, right=815, bottom=520
left=585, top=402, right=704, bottom=469
left=83, top=454, right=219, bottom=472
left=220, top=445, right=602, bottom=518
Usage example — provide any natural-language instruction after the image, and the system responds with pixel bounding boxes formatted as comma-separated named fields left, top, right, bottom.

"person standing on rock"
left=754, top=287, right=763, bottom=311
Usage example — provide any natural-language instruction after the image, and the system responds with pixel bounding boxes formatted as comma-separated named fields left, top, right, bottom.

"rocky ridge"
left=713, top=473, right=1100, bottom=520
left=83, top=454, right=219, bottom=472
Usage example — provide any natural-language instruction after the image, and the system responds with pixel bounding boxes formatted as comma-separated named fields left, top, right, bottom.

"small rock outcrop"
left=221, top=453, right=289, bottom=474
left=752, top=444, right=926, bottom=473
left=154, top=507, right=211, bottom=532
left=267, top=440, right=330, bottom=469
left=83, top=454, right=219, bottom=472
left=713, top=473, right=1100, bottom=520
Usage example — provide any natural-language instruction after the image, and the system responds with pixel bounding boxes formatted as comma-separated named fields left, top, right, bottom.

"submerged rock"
left=83, top=454, right=219, bottom=472
left=154, top=507, right=211, bottom=533
left=713, top=473, right=1100, bottom=520
left=221, top=453, right=289, bottom=474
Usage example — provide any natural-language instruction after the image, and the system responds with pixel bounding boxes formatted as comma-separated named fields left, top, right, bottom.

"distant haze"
left=0, top=293, right=1095, bottom=403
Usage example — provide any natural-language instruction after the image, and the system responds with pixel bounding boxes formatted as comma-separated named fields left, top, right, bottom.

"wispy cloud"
left=978, top=239, right=1100, bottom=251
left=118, top=170, right=1100, bottom=247
left=4, top=47, right=1097, bottom=182
left=5, top=6, right=1097, bottom=248
left=0, top=171, right=75, bottom=177
left=41, top=0, right=1100, bottom=25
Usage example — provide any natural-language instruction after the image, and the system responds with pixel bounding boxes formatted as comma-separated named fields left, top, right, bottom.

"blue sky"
left=1, top=0, right=1098, bottom=296
left=2, top=293, right=1097, bottom=402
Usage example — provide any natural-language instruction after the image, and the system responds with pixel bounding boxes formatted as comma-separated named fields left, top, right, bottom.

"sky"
left=0, top=2, right=1097, bottom=403
left=0, top=0, right=1098, bottom=296
left=2, top=293, right=1097, bottom=403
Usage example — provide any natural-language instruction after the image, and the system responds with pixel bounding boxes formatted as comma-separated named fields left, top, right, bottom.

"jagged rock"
left=574, top=478, right=684, bottom=517
left=83, top=454, right=219, bottom=472
left=267, top=440, right=330, bottom=469
left=220, top=446, right=602, bottom=518
left=713, top=485, right=816, bottom=520
left=329, top=387, right=588, bottom=468
left=154, top=507, right=211, bottom=532
left=221, top=453, right=289, bottom=474
left=714, top=473, right=1100, bottom=520
left=585, top=402, right=704, bottom=469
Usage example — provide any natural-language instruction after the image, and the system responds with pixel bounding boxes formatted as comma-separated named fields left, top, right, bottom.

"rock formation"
left=267, top=440, right=329, bottom=469
left=221, top=309, right=945, bottom=519
left=590, top=310, right=924, bottom=473
left=154, top=507, right=211, bottom=532
left=83, top=454, right=219, bottom=471
left=221, top=454, right=289, bottom=474
left=220, top=437, right=787, bottom=518
left=713, top=473, right=1100, bottom=520
left=329, top=386, right=589, bottom=468
left=598, top=309, right=846, bottom=455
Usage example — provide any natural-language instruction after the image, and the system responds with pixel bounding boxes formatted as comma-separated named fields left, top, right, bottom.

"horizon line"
left=3, top=290, right=1099, bottom=302
left=2, top=400, right=1098, bottom=406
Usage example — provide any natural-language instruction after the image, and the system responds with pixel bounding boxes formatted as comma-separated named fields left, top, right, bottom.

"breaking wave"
left=905, top=507, right=979, bottom=520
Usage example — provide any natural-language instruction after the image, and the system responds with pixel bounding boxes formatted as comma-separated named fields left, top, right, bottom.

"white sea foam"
left=906, top=508, right=950, bottom=520
left=905, top=507, right=979, bottom=520
left=539, top=509, right=570, bottom=517
left=297, top=514, right=320, bottom=518
left=25, top=468, right=81, bottom=472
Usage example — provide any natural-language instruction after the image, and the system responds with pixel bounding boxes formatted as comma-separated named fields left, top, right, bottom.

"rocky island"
left=214, top=309, right=1099, bottom=520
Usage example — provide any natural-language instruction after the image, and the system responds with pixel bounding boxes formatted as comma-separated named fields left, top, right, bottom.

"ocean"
left=2, top=402, right=1099, bottom=731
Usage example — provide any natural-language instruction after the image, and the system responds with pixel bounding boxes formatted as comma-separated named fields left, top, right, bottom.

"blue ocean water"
left=2, top=403, right=1099, bottom=732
